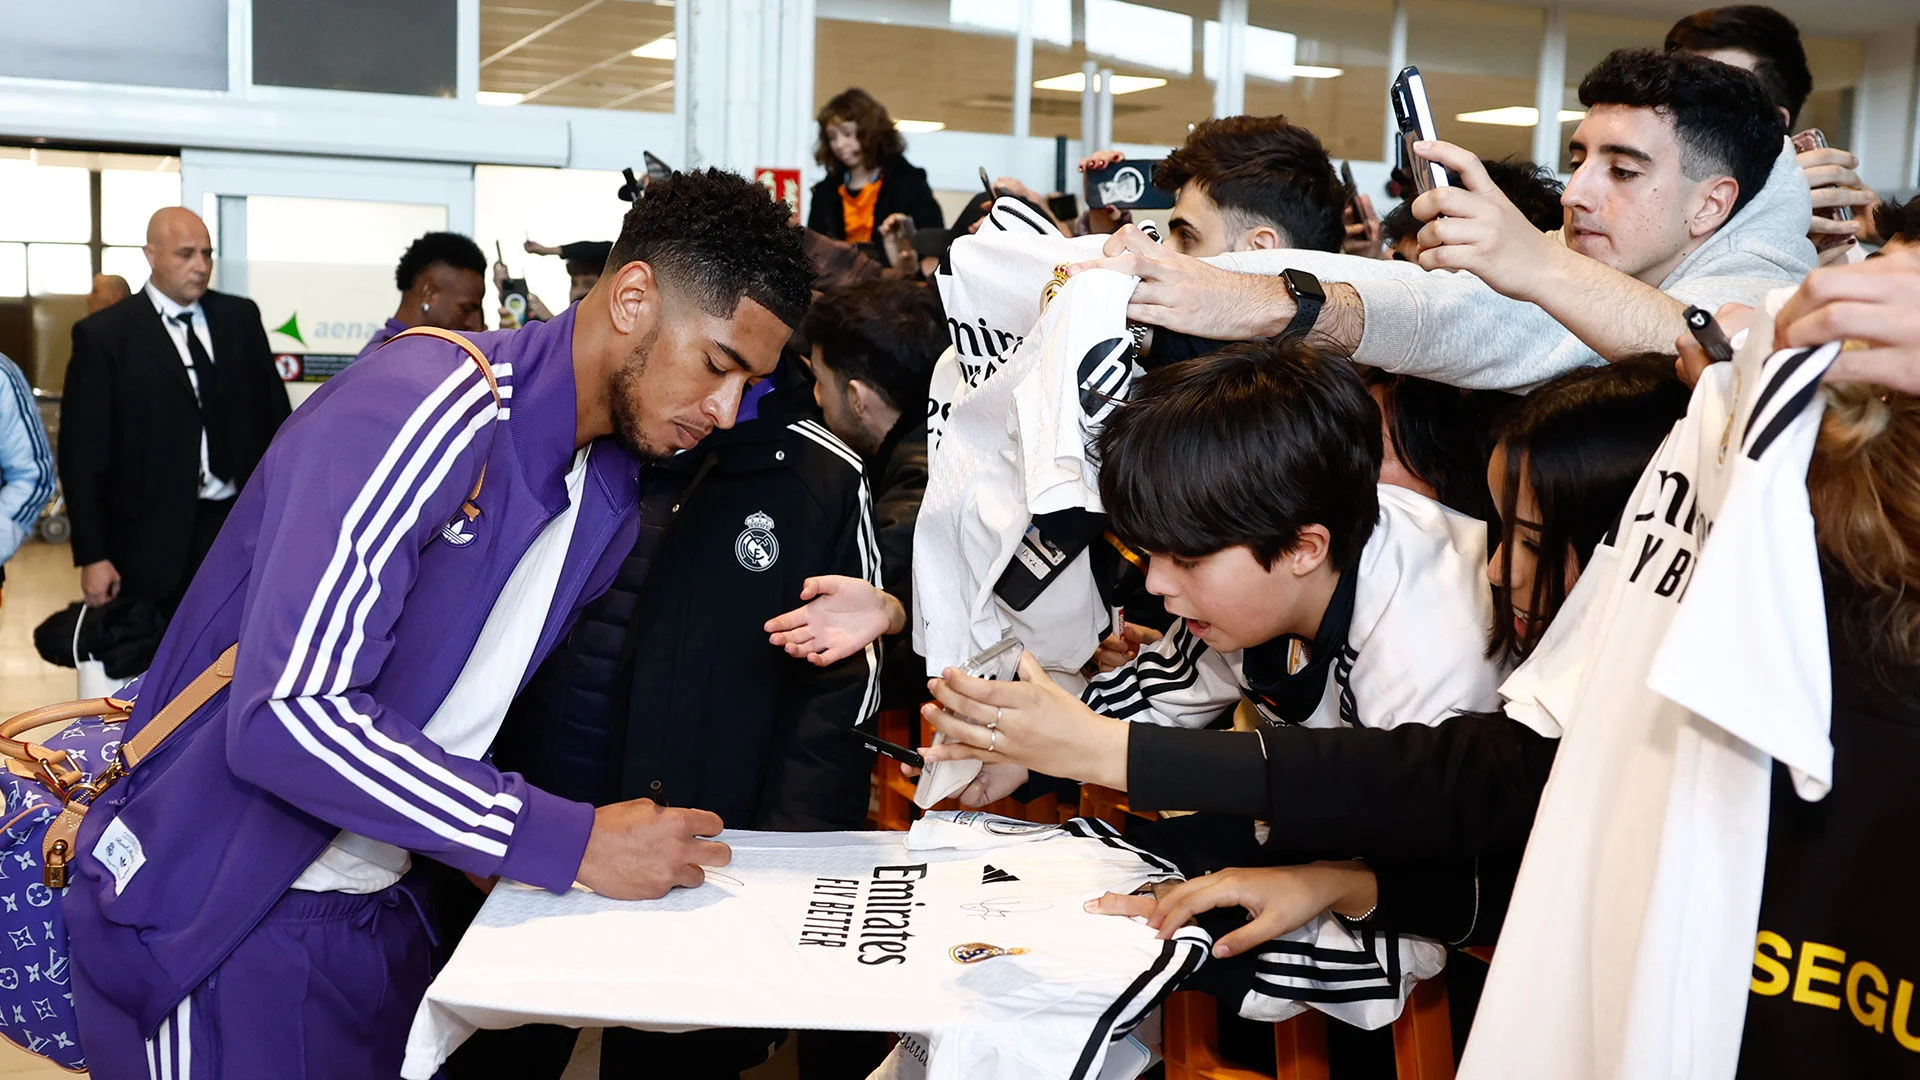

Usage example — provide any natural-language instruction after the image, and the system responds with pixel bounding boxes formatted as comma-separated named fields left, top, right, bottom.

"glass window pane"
left=0, top=244, right=24, bottom=298
left=1409, top=0, right=1544, bottom=164
left=102, top=247, right=151, bottom=293
left=256, top=0, right=456, bottom=97
left=101, top=169, right=184, bottom=247
left=241, top=196, right=448, bottom=359
left=480, top=0, right=675, bottom=113
left=0, top=161, right=92, bottom=243
left=475, top=165, right=628, bottom=321
left=1033, top=0, right=1217, bottom=148
left=816, top=5, right=1015, bottom=136
left=0, top=0, right=226, bottom=91
left=27, top=244, right=93, bottom=296
left=1246, top=0, right=1393, bottom=163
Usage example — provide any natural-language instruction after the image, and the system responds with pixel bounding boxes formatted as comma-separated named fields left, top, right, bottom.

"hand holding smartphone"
left=1391, top=67, right=1453, bottom=195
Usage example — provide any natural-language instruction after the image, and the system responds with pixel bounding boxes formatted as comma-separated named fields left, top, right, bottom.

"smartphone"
left=1790, top=129, right=1853, bottom=224
left=960, top=635, right=1023, bottom=681
left=1684, top=306, right=1734, bottom=365
left=1048, top=192, right=1081, bottom=222
left=978, top=166, right=998, bottom=203
left=1340, top=161, right=1364, bottom=222
left=850, top=726, right=924, bottom=769
left=643, top=150, right=673, bottom=184
left=1391, top=66, right=1451, bottom=195
left=494, top=241, right=530, bottom=328
left=1083, top=159, right=1176, bottom=211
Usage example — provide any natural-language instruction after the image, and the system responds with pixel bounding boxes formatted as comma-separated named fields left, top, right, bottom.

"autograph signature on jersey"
left=959, top=897, right=1053, bottom=920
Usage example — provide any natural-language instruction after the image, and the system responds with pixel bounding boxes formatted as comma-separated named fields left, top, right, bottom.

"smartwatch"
left=1279, top=268, right=1325, bottom=341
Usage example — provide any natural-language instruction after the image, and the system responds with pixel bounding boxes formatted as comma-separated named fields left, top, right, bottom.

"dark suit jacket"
left=60, top=288, right=291, bottom=601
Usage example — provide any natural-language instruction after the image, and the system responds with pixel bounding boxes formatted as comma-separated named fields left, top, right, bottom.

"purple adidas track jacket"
left=63, top=308, right=645, bottom=1034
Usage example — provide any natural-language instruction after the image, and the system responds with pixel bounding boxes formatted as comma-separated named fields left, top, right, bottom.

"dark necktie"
left=172, top=311, right=233, bottom=483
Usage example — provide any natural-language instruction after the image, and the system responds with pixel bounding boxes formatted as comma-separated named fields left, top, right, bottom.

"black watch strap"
left=1280, top=268, right=1325, bottom=341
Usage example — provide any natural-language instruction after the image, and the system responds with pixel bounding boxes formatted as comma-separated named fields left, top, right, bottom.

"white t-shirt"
left=1083, top=485, right=1508, bottom=735
left=1460, top=335, right=1838, bottom=1080
left=291, top=446, right=593, bottom=893
left=401, top=812, right=1211, bottom=1080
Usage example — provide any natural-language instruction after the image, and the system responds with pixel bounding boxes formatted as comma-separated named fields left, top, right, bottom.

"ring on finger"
left=993, top=706, right=1003, bottom=730
left=987, top=728, right=999, bottom=753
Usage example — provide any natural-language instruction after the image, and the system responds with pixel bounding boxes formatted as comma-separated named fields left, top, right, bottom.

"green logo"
left=272, top=313, right=306, bottom=346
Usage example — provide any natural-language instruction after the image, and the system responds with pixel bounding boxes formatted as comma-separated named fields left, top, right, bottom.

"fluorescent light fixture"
left=1033, top=72, right=1168, bottom=95
left=1203, top=22, right=1347, bottom=82
left=630, top=35, right=676, bottom=60
left=950, top=0, right=1071, bottom=47
left=895, top=119, right=947, bottom=133
left=1087, top=0, right=1193, bottom=77
left=476, top=91, right=525, bottom=106
left=1455, top=106, right=1588, bottom=127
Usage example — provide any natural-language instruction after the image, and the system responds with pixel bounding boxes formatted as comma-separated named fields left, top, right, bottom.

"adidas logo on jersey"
left=980, top=865, right=1020, bottom=885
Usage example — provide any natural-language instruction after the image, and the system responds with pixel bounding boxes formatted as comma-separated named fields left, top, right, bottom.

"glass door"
left=180, top=151, right=473, bottom=408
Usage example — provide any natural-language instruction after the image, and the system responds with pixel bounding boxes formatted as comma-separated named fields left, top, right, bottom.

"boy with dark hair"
left=1664, top=4, right=1811, bottom=127
left=1150, top=115, right=1346, bottom=257
left=360, top=231, right=490, bottom=356
left=1666, top=5, right=1884, bottom=258
left=65, top=168, right=814, bottom=1077
left=767, top=281, right=947, bottom=707
left=922, top=339, right=1503, bottom=806
left=1085, top=48, right=1810, bottom=392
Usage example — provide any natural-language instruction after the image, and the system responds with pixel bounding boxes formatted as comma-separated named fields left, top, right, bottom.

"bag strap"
left=385, top=326, right=504, bottom=521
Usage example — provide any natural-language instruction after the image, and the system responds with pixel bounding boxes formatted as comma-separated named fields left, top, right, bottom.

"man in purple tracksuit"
left=62, top=170, right=816, bottom=1078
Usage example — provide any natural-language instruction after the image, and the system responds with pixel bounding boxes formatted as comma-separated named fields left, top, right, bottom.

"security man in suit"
left=60, top=207, right=292, bottom=614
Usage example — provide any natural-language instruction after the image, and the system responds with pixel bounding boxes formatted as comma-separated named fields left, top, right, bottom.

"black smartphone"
left=1048, top=192, right=1080, bottom=222
left=1083, top=159, right=1176, bottom=210
left=978, top=166, right=998, bottom=203
left=643, top=150, right=673, bottom=183
left=1340, top=160, right=1364, bottom=221
left=1684, top=306, right=1734, bottom=365
left=1391, top=66, right=1451, bottom=195
left=851, top=726, right=924, bottom=769
left=494, top=241, right=530, bottom=328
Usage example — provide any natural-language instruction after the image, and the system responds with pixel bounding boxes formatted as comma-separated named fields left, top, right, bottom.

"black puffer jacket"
left=493, top=378, right=880, bottom=831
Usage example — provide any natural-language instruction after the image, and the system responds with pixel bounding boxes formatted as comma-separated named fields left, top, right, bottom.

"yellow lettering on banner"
left=1848, top=962, right=1890, bottom=1033
left=1752, top=931, right=1792, bottom=996
left=1792, top=941, right=1846, bottom=1010
left=1894, top=980, right=1920, bottom=1053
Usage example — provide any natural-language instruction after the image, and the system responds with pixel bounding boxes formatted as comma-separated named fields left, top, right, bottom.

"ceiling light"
left=1455, top=106, right=1588, bottom=127
left=476, top=91, right=525, bottom=107
left=895, top=119, right=947, bottom=133
left=1287, top=65, right=1344, bottom=79
left=630, top=35, right=676, bottom=60
left=1032, top=72, right=1168, bottom=95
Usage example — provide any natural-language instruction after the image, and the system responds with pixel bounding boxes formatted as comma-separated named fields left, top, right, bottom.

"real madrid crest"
left=735, top=511, right=779, bottom=572
left=949, top=942, right=1030, bottom=964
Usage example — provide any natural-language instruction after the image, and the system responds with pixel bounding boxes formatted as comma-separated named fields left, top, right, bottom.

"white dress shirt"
left=146, top=283, right=238, bottom=502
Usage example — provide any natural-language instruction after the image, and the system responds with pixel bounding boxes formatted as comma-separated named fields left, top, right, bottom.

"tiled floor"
left=0, top=540, right=802, bottom=1080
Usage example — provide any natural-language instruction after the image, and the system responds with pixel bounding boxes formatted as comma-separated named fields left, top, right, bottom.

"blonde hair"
left=1807, top=384, right=1920, bottom=669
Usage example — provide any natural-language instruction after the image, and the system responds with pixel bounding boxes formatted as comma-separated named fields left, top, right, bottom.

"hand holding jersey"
left=1087, top=863, right=1380, bottom=959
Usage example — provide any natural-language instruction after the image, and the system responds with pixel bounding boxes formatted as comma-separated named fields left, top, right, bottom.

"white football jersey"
left=1461, top=332, right=1839, bottom=1080
left=402, top=813, right=1210, bottom=1080
left=1083, top=484, right=1508, bottom=734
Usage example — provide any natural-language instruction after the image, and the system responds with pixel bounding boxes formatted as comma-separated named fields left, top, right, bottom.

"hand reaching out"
left=764, top=575, right=904, bottom=666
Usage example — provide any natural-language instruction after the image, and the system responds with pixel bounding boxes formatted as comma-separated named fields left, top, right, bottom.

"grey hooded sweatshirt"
left=1210, top=139, right=1815, bottom=392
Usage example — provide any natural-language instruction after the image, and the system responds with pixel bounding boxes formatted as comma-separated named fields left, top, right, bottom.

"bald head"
left=144, top=207, right=213, bottom=306
left=87, top=274, right=131, bottom=314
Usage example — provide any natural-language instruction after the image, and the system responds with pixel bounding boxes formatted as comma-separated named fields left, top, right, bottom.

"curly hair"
left=606, top=168, right=814, bottom=329
left=1665, top=5, right=1811, bottom=127
left=1579, top=49, right=1784, bottom=219
left=395, top=231, right=486, bottom=293
left=815, top=88, right=905, bottom=175
left=1153, top=115, right=1344, bottom=252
